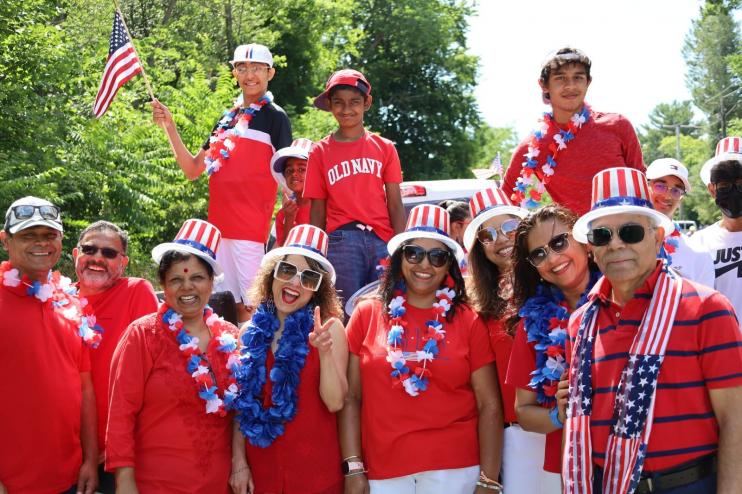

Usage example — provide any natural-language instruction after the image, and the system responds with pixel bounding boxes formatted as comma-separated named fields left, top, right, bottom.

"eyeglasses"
left=10, top=205, right=60, bottom=221
left=651, top=181, right=686, bottom=200
left=527, top=232, right=571, bottom=267
left=79, top=244, right=122, bottom=259
left=273, top=260, right=324, bottom=291
left=234, top=65, right=269, bottom=75
left=476, top=219, right=520, bottom=245
left=587, top=223, right=651, bottom=247
left=401, top=244, right=451, bottom=268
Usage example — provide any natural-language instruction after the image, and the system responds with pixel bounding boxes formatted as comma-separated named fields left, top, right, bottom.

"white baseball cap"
left=230, top=43, right=273, bottom=67
left=646, top=158, right=691, bottom=192
left=4, top=196, right=63, bottom=234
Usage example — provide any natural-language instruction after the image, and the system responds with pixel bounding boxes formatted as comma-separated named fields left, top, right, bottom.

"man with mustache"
left=73, top=220, right=158, bottom=493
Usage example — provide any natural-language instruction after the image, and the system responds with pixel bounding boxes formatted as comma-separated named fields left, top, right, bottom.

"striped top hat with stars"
left=463, top=187, right=528, bottom=251
left=700, top=136, right=742, bottom=185
left=387, top=204, right=465, bottom=262
left=152, top=219, right=223, bottom=275
left=270, top=138, right=314, bottom=190
left=573, top=167, right=675, bottom=244
left=262, top=224, right=336, bottom=283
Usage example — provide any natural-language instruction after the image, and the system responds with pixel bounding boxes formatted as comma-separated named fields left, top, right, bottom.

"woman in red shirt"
left=231, top=224, right=347, bottom=494
left=505, top=205, right=599, bottom=492
left=341, top=204, right=503, bottom=494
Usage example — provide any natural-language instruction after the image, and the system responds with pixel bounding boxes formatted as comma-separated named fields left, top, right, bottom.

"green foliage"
left=638, top=100, right=701, bottom=164
left=469, top=125, right=519, bottom=172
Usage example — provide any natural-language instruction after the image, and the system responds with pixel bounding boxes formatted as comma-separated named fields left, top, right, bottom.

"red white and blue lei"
left=234, top=302, right=313, bottom=447
left=159, top=304, right=240, bottom=416
left=512, top=104, right=591, bottom=209
left=204, top=92, right=273, bottom=176
left=659, top=224, right=681, bottom=267
left=386, top=285, right=455, bottom=397
left=0, top=261, right=103, bottom=347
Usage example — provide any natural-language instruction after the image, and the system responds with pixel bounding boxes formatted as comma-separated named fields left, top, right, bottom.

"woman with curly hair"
left=341, top=204, right=503, bottom=494
left=231, top=225, right=347, bottom=494
left=505, top=204, right=600, bottom=492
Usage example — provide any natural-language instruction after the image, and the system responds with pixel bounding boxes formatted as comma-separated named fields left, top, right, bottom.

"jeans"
left=327, top=228, right=388, bottom=308
left=592, top=466, right=717, bottom=493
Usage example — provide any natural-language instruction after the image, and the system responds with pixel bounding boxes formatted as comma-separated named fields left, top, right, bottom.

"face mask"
left=715, top=184, right=742, bottom=218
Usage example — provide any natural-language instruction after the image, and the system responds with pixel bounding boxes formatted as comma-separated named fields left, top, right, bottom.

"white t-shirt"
left=668, top=232, right=715, bottom=288
left=690, top=222, right=742, bottom=319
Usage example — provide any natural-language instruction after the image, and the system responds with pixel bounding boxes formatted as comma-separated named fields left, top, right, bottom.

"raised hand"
left=151, top=99, right=174, bottom=129
left=280, top=191, right=298, bottom=219
left=308, top=306, right=335, bottom=354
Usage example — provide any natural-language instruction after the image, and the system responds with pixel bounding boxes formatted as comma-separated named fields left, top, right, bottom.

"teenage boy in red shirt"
left=304, top=69, right=406, bottom=306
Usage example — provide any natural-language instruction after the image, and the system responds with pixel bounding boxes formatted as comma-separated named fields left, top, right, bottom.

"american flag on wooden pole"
left=93, top=9, right=152, bottom=117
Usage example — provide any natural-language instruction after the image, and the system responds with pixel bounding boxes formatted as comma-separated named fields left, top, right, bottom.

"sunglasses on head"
left=651, top=181, right=686, bottom=200
left=587, top=223, right=651, bottom=247
left=273, top=260, right=323, bottom=292
left=10, top=204, right=60, bottom=221
left=79, top=244, right=121, bottom=259
left=476, top=218, right=519, bottom=245
left=527, top=232, right=571, bottom=267
left=401, top=244, right=451, bottom=268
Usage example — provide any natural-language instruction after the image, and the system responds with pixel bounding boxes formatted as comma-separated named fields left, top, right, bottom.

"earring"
left=266, top=297, right=275, bottom=314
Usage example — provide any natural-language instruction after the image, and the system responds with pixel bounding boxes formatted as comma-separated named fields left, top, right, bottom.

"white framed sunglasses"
left=273, top=260, right=324, bottom=292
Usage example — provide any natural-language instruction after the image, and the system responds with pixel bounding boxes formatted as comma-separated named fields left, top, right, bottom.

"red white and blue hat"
left=263, top=224, right=336, bottom=283
left=270, top=138, right=313, bottom=189
left=313, top=69, right=372, bottom=111
left=230, top=43, right=273, bottom=67
left=152, top=219, right=223, bottom=275
left=700, top=136, right=742, bottom=185
left=388, top=204, right=465, bottom=262
left=573, top=167, right=674, bottom=243
left=463, top=187, right=528, bottom=250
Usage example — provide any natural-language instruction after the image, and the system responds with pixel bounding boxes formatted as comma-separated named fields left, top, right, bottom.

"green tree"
left=638, top=101, right=701, bottom=164
left=469, top=124, right=519, bottom=172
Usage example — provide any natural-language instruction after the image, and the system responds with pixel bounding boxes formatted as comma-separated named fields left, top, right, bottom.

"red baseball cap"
left=313, top=69, right=372, bottom=111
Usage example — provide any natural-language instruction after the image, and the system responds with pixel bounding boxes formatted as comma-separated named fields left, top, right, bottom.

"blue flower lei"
left=520, top=269, right=601, bottom=406
left=234, top=301, right=313, bottom=447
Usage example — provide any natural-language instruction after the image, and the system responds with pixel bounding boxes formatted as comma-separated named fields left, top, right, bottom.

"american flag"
left=93, top=10, right=142, bottom=118
left=490, top=152, right=503, bottom=176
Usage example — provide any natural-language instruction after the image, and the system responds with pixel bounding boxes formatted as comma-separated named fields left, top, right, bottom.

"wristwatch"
left=342, top=459, right=365, bottom=475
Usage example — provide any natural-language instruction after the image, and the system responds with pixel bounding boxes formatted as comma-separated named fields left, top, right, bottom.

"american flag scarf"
left=563, top=266, right=683, bottom=494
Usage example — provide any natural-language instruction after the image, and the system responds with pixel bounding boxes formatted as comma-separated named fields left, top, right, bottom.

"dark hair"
left=539, top=47, right=592, bottom=84
left=467, top=238, right=514, bottom=325
left=249, top=255, right=343, bottom=321
left=158, top=250, right=214, bottom=284
left=328, top=84, right=369, bottom=101
left=78, top=220, right=129, bottom=254
left=710, top=159, right=742, bottom=183
left=438, top=200, right=470, bottom=223
left=378, top=241, right=467, bottom=321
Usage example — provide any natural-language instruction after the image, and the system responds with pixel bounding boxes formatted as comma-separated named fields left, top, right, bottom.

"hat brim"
left=262, top=247, right=336, bottom=284
left=572, top=206, right=675, bottom=244
left=152, top=242, right=223, bottom=276
left=313, top=91, right=331, bottom=111
left=7, top=218, right=63, bottom=235
left=645, top=169, right=691, bottom=193
left=344, top=279, right=381, bottom=317
left=387, top=231, right=465, bottom=264
left=270, top=146, right=309, bottom=188
left=462, top=205, right=529, bottom=251
left=700, top=153, right=742, bottom=185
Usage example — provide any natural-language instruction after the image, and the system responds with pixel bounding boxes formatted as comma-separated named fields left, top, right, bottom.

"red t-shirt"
left=566, top=262, right=742, bottom=472
left=506, top=320, right=563, bottom=473
left=0, top=277, right=91, bottom=493
left=501, top=111, right=644, bottom=215
left=275, top=201, right=311, bottom=247
left=304, top=131, right=403, bottom=242
left=484, top=319, right=517, bottom=424
left=106, top=314, right=238, bottom=493
left=84, top=277, right=159, bottom=455
left=347, top=299, right=495, bottom=479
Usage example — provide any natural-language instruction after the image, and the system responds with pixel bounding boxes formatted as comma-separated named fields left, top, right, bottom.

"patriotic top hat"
left=573, top=167, right=675, bottom=244
left=700, top=136, right=742, bottom=185
left=152, top=219, right=223, bottom=275
left=462, top=187, right=528, bottom=251
left=270, top=138, right=313, bottom=190
left=387, top=204, right=465, bottom=262
left=262, top=224, right=336, bottom=283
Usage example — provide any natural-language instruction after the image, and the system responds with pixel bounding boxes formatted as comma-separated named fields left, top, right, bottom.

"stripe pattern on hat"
left=716, top=136, right=742, bottom=156
left=290, top=138, right=313, bottom=153
left=469, top=187, right=514, bottom=219
left=591, top=167, right=652, bottom=208
left=174, top=219, right=221, bottom=259
left=406, top=204, right=450, bottom=237
left=284, top=224, right=329, bottom=257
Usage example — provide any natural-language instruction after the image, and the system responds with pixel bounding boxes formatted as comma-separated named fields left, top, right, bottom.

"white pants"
left=502, top=424, right=562, bottom=493
left=214, top=238, right=263, bottom=304
left=369, top=465, right=479, bottom=494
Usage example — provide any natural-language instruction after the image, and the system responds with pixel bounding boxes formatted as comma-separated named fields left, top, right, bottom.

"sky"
left=467, top=0, right=709, bottom=140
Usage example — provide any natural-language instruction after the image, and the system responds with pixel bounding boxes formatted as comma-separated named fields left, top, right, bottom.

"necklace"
left=386, top=285, right=456, bottom=397
left=159, top=304, right=239, bottom=416
left=0, top=261, right=103, bottom=347
left=659, top=226, right=681, bottom=267
left=234, top=302, right=313, bottom=447
left=204, top=92, right=273, bottom=176
left=511, top=105, right=591, bottom=209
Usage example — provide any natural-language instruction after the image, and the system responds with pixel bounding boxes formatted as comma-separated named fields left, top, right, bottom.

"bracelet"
left=476, top=481, right=503, bottom=492
left=343, top=455, right=362, bottom=462
left=549, top=405, right=564, bottom=429
left=344, top=470, right=367, bottom=477
left=231, top=465, right=249, bottom=477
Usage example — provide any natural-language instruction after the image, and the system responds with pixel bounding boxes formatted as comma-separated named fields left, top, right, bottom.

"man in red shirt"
left=560, top=168, right=742, bottom=494
left=0, top=197, right=97, bottom=494
left=73, top=220, right=158, bottom=493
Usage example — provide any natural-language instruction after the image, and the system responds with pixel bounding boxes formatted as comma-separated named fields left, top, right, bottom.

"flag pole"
left=112, top=0, right=155, bottom=101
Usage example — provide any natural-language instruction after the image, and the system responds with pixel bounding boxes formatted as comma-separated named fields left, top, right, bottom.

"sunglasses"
left=401, top=244, right=451, bottom=268
left=527, top=232, right=571, bottom=267
left=273, top=260, right=324, bottom=292
left=651, top=181, right=686, bottom=200
left=476, top=218, right=520, bottom=245
left=10, top=204, right=60, bottom=221
left=587, top=223, right=650, bottom=247
left=79, top=244, right=122, bottom=259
